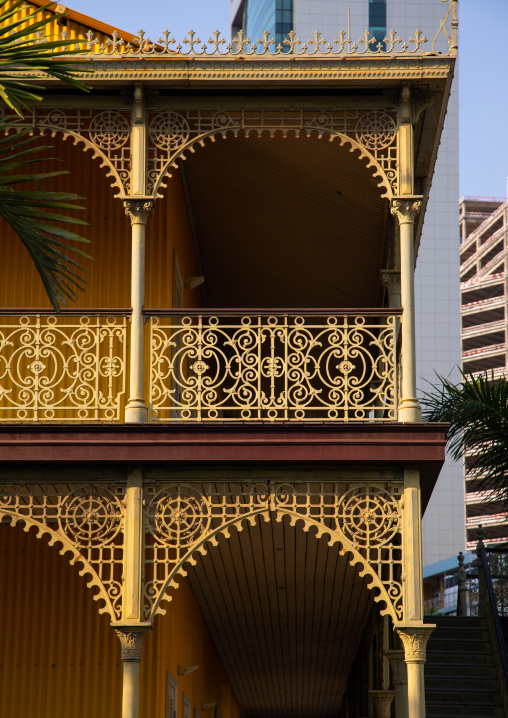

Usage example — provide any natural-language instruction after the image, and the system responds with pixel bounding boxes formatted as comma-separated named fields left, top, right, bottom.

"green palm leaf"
left=0, top=121, right=91, bottom=308
left=421, top=370, right=508, bottom=505
left=0, top=0, right=93, bottom=310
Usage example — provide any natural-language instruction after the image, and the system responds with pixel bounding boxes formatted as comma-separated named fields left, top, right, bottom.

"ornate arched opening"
left=147, top=118, right=394, bottom=309
left=148, top=110, right=397, bottom=200
left=144, top=481, right=403, bottom=624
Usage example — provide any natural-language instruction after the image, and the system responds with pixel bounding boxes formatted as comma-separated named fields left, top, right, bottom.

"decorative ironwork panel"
left=144, top=481, right=403, bottom=621
left=470, top=552, right=508, bottom=617
left=0, top=108, right=132, bottom=195
left=149, top=313, right=398, bottom=422
left=0, top=482, right=125, bottom=618
left=40, top=0, right=457, bottom=57
left=146, top=108, right=398, bottom=196
left=0, top=315, right=127, bottom=422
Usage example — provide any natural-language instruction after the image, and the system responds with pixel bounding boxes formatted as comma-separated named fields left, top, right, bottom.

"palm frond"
left=0, top=0, right=91, bottom=115
left=421, top=370, right=508, bottom=504
left=0, top=121, right=92, bottom=310
left=0, top=2, right=93, bottom=310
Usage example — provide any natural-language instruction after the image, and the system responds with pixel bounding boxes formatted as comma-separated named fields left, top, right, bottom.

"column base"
left=398, top=399, right=422, bottom=422
left=125, top=401, right=149, bottom=423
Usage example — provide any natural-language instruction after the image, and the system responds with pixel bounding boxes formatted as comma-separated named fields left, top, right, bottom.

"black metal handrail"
left=477, top=539, right=508, bottom=689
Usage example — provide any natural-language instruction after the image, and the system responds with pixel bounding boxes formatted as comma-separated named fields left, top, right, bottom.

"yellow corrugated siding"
left=3, top=0, right=129, bottom=50
left=146, top=168, right=203, bottom=311
left=0, top=136, right=130, bottom=309
left=0, top=136, right=202, bottom=310
left=0, top=524, right=242, bottom=718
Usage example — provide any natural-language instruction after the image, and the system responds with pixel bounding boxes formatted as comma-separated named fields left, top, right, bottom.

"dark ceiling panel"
left=186, top=515, right=374, bottom=717
left=182, top=134, right=388, bottom=309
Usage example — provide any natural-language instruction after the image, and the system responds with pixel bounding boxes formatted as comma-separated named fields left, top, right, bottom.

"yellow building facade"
left=0, top=2, right=457, bottom=717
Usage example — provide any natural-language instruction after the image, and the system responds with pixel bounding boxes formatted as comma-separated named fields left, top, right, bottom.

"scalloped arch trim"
left=153, top=126, right=393, bottom=201
left=150, top=507, right=400, bottom=624
left=34, top=125, right=128, bottom=198
left=0, top=510, right=117, bottom=618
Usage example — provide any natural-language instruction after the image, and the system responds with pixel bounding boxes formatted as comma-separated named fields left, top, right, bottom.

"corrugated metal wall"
left=0, top=523, right=241, bottom=718
left=0, top=135, right=203, bottom=310
left=4, top=1, right=131, bottom=50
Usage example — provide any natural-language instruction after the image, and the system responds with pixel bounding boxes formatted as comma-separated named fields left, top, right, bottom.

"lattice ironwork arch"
left=34, top=125, right=129, bottom=197
left=144, top=482, right=403, bottom=623
left=1, top=108, right=132, bottom=197
left=0, top=482, right=125, bottom=619
left=147, top=108, right=398, bottom=199
left=152, top=126, right=394, bottom=201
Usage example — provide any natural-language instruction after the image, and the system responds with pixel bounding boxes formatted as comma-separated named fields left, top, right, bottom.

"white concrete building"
left=230, top=0, right=463, bottom=565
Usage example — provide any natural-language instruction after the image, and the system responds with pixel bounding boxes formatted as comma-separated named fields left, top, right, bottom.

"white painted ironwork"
left=143, top=480, right=403, bottom=621
left=0, top=315, right=127, bottom=422
left=149, top=313, right=399, bottom=423
left=42, top=0, right=457, bottom=58
left=0, top=108, right=132, bottom=195
left=147, top=108, right=398, bottom=197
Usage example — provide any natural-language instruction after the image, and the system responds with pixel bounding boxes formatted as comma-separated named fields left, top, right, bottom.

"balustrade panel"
left=149, top=312, right=399, bottom=422
left=0, top=315, right=127, bottom=422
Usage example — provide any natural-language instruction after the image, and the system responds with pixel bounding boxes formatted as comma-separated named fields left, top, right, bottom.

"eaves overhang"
left=36, top=54, right=456, bottom=90
left=0, top=422, right=448, bottom=511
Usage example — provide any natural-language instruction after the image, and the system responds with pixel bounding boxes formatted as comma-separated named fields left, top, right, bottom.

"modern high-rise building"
left=230, top=0, right=463, bottom=566
left=459, top=195, right=508, bottom=549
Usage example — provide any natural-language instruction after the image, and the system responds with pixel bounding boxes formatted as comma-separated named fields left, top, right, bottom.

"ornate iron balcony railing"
left=0, top=313, right=127, bottom=422
left=0, top=310, right=400, bottom=423
left=149, top=310, right=399, bottom=423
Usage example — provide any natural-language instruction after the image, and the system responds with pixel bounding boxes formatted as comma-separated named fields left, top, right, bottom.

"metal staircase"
left=424, top=534, right=508, bottom=717
left=425, top=615, right=504, bottom=717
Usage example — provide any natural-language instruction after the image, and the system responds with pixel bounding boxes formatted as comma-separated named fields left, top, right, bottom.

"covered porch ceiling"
left=179, top=133, right=389, bottom=308
left=183, top=513, right=374, bottom=717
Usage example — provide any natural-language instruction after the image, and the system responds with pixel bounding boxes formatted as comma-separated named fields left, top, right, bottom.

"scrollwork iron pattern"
left=469, top=552, right=508, bottom=617
left=41, top=1, right=457, bottom=57
left=149, top=313, right=398, bottom=422
left=147, top=108, right=397, bottom=196
left=488, top=553, right=508, bottom=617
left=0, top=315, right=127, bottom=422
left=144, top=481, right=403, bottom=620
left=2, top=108, right=131, bottom=195
left=0, top=482, right=125, bottom=618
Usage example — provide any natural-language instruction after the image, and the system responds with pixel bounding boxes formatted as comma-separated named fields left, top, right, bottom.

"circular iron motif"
left=355, top=111, right=396, bottom=150
left=149, top=112, right=190, bottom=152
left=148, top=490, right=209, bottom=546
left=60, top=487, right=122, bottom=547
left=89, top=111, right=130, bottom=151
left=338, top=488, right=399, bottom=548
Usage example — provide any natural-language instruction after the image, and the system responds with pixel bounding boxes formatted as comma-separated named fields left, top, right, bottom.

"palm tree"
left=0, top=0, right=91, bottom=310
left=421, top=370, right=508, bottom=504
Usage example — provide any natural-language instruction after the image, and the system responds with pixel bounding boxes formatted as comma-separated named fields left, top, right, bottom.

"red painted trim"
left=0, top=423, right=447, bottom=511
left=0, top=422, right=447, bottom=460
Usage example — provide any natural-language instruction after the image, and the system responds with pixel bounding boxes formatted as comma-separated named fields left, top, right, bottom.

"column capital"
left=112, top=622, right=152, bottom=662
left=123, top=198, right=155, bottom=225
left=384, top=649, right=407, bottom=685
left=369, top=690, right=395, bottom=718
left=395, top=624, right=435, bottom=664
left=380, top=269, right=401, bottom=288
left=390, top=196, right=423, bottom=225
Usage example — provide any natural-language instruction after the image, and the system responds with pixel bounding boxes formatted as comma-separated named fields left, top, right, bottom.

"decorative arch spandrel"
left=147, top=108, right=398, bottom=199
left=0, top=482, right=125, bottom=619
left=143, top=481, right=403, bottom=623
left=1, top=108, right=132, bottom=197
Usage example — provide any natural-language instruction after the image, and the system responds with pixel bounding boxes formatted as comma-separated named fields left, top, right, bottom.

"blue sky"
left=68, top=0, right=508, bottom=199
